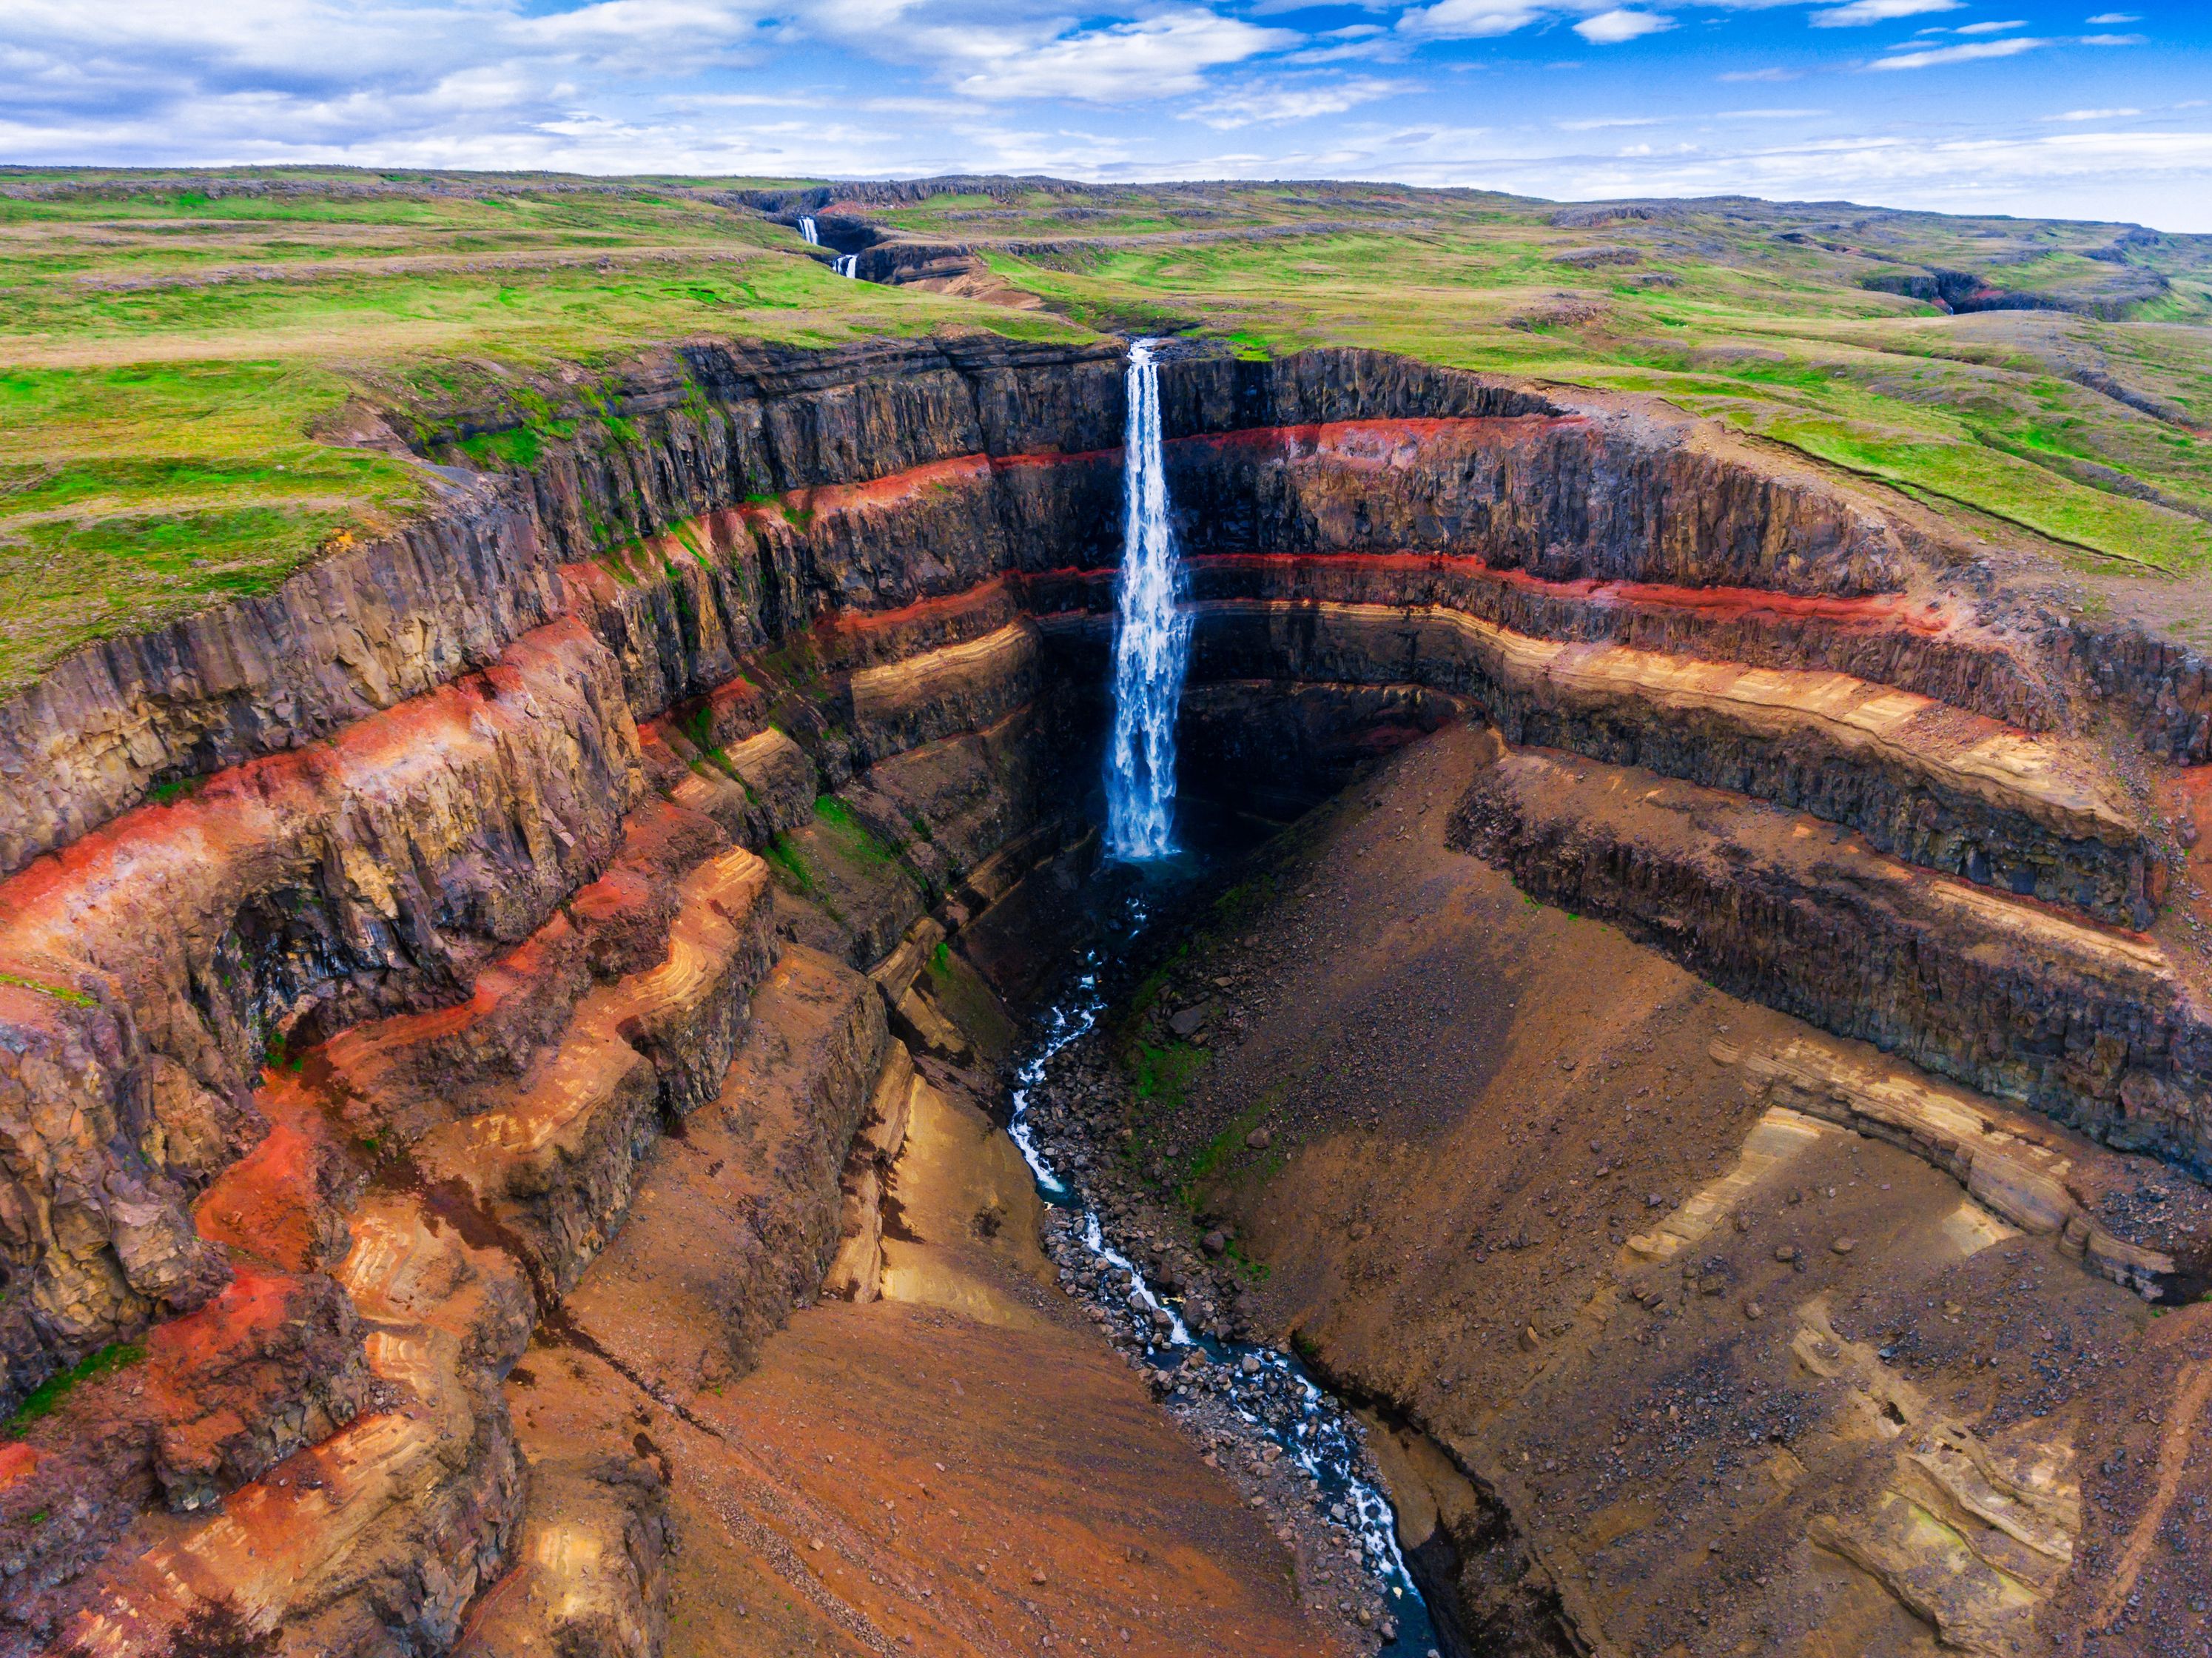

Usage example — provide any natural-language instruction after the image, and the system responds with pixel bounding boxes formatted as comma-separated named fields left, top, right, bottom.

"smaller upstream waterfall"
left=1103, top=339, right=1191, bottom=862
left=833, top=253, right=858, bottom=279
left=798, top=215, right=820, bottom=245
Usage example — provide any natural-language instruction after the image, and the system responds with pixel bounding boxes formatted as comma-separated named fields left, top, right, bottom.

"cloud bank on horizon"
left=3, top=0, right=2208, bottom=229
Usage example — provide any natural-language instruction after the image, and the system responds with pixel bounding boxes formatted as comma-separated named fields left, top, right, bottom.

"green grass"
left=971, top=195, right=2212, bottom=580
left=812, top=793, right=901, bottom=868
left=761, top=832, right=818, bottom=898
left=0, top=971, right=96, bottom=1007
left=1130, top=1036, right=1209, bottom=1115
left=7, top=1341, right=144, bottom=1436
left=0, top=174, right=1089, bottom=698
left=1182, top=1094, right=1271, bottom=1196
left=6, top=167, right=2211, bottom=702
left=921, top=944, right=1021, bottom=1062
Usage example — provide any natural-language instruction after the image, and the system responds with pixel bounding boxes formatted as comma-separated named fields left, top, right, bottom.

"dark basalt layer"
left=1453, top=748, right=2211, bottom=1172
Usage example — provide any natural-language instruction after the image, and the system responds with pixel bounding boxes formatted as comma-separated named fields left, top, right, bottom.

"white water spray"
left=1103, top=339, right=1191, bottom=862
left=833, top=253, right=858, bottom=279
left=798, top=215, right=820, bottom=245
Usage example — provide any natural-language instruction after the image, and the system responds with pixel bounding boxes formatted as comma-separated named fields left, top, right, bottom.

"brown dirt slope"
left=1119, top=722, right=2212, bottom=1658
left=470, top=938, right=1344, bottom=1658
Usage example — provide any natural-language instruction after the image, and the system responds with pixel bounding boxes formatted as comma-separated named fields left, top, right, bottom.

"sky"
left=4, top=1, right=2210, bottom=229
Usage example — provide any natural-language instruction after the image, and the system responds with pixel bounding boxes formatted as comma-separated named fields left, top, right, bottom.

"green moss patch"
left=8, top=1341, right=144, bottom=1436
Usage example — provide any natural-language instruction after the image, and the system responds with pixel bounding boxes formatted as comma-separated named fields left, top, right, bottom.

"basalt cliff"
left=1, top=335, right=2208, bottom=1658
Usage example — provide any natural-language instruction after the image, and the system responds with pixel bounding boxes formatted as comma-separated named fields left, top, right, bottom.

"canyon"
left=0, top=329, right=2208, bottom=1658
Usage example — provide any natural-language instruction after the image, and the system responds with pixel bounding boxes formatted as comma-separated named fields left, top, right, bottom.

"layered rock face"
left=0, top=334, right=2205, bottom=1656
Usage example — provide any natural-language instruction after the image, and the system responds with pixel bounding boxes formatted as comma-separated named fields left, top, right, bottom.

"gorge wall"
left=0, top=335, right=2207, bottom=1656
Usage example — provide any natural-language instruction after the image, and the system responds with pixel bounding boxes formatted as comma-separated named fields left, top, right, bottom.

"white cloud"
left=1186, top=75, right=1408, bottom=128
left=952, top=11, right=1294, bottom=101
left=1809, top=0, right=1960, bottom=26
left=2085, top=11, right=2139, bottom=20
left=1287, top=31, right=1413, bottom=64
left=1395, top=0, right=1551, bottom=39
left=0, top=0, right=2205, bottom=235
left=1954, top=19, right=2026, bottom=33
left=1869, top=36, right=2046, bottom=67
left=1573, top=9, right=1673, bottom=44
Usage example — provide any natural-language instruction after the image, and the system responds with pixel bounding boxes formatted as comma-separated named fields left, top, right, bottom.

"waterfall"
left=798, top=215, right=819, bottom=245
left=833, top=253, right=858, bottom=279
left=1103, top=338, right=1191, bottom=862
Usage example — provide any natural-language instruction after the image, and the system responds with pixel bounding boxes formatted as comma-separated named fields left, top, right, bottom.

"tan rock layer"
left=1712, top=1033, right=2176, bottom=1294
left=1024, top=548, right=2057, bottom=734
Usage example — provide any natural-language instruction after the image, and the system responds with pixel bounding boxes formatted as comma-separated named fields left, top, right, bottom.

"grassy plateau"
left=3, top=167, right=2210, bottom=696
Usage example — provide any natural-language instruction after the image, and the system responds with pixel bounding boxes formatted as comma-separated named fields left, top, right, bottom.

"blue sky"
left=5, top=1, right=2209, bottom=228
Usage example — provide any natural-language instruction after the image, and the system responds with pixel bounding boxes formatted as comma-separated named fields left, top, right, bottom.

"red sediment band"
left=1017, top=554, right=1949, bottom=634
left=0, top=617, right=604, bottom=962
left=989, top=446, right=1120, bottom=470
left=766, top=453, right=994, bottom=517
left=764, top=418, right=1591, bottom=489
left=634, top=417, right=1584, bottom=531
left=813, top=574, right=1016, bottom=640
left=141, top=1262, right=303, bottom=1377
left=192, top=1073, right=343, bottom=1272
left=0, top=1443, right=39, bottom=1494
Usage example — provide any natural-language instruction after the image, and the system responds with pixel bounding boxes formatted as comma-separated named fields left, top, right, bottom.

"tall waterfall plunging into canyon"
left=798, top=215, right=819, bottom=244
left=1103, top=338, right=1192, bottom=862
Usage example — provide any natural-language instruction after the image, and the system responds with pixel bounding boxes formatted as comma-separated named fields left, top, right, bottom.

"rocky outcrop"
left=1028, top=551, right=2060, bottom=731
left=0, top=435, right=1084, bottom=1653
left=1453, top=745, right=2212, bottom=1175
left=1156, top=415, right=1915, bottom=596
left=0, top=619, right=642, bottom=1410
left=1178, top=597, right=2147, bottom=923
left=1079, top=723, right=2212, bottom=1658
left=0, top=469, right=565, bottom=882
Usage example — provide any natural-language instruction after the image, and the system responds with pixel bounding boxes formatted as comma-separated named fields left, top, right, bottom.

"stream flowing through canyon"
left=1002, top=869, right=1448, bottom=1658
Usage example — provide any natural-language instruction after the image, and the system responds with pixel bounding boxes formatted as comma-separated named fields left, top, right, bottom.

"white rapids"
left=1102, top=338, right=1193, bottom=862
left=1004, top=927, right=1442, bottom=1657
